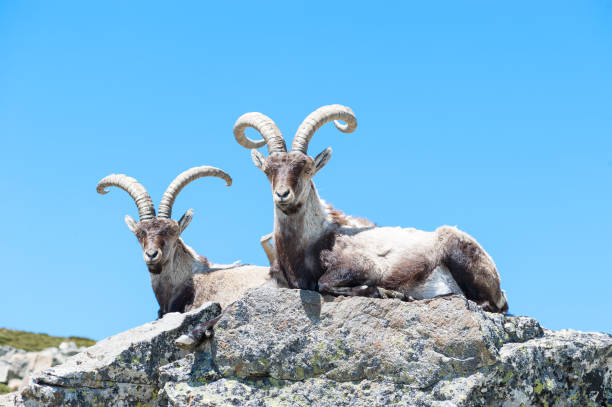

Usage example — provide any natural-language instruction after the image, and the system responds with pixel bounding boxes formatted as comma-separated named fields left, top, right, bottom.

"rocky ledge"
left=1, top=287, right=610, bottom=406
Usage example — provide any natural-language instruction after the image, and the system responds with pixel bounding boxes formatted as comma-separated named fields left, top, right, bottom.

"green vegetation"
left=0, top=383, right=10, bottom=395
left=0, top=328, right=95, bottom=352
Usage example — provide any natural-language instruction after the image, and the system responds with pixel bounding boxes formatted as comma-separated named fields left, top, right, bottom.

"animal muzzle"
left=144, top=248, right=161, bottom=264
left=274, top=185, right=293, bottom=205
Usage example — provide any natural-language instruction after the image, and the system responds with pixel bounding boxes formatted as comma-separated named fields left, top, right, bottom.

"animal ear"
left=314, top=147, right=332, bottom=174
left=124, top=215, right=139, bottom=234
left=178, top=209, right=194, bottom=234
left=251, top=150, right=267, bottom=172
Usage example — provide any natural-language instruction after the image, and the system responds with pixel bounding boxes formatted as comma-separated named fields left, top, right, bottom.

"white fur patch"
left=496, top=289, right=508, bottom=309
left=404, top=265, right=463, bottom=300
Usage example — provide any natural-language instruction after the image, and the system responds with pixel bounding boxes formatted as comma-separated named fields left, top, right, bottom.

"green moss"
left=0, top=328, right=95, bottom=352
left=0, top=383, right=11, bottom=395
left=310, top=353, right=325, bottom=375
left=257, top=357, right=270, bottom=370
left=534, top=379, right=543, bottom=395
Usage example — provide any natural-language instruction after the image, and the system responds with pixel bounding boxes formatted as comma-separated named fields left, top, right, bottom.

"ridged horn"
left=291, top=104, right=357, bottom=154
left=158, top=166, right=232, bottom=219
left=97, top=174, right=156, bottom=221
left=233, top=112, right=287, bottom=154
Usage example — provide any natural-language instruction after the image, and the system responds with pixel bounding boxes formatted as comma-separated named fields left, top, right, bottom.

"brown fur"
left=436, top=226, right=507, bottom=313
left=272, top=219, right=335, bottom=291
left=382, top=252, right=435, bottom=288
left=184, top=265, right=272, bottom=311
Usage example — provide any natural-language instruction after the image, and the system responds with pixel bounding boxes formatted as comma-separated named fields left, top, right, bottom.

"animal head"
left=123, top=214, right=188, bottom=274
left=97, top=167, right=232, bottom=274
left=234, top=105, right=356, bottom=214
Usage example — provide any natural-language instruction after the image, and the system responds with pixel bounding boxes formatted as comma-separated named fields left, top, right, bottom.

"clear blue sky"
left=1, top=2, right=610, bottom=340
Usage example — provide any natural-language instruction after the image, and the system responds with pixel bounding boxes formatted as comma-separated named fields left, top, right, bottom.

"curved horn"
left=97, top=174, right=156, bottom=221
left=291, top=104, right=357, bottom=154
left=158, top=166, right=232, bottom=219
left=233, top=112, right=287, bottom=154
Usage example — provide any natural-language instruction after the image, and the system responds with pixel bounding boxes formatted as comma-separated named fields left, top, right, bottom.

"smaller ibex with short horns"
left=97, top=166, right=271, bottom=319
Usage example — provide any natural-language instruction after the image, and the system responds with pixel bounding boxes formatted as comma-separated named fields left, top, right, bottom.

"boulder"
left=0, top=347, right=26, bottom=384
left=0, top=343, right=91, bottom=393
left=2, top=287, right=610, bottom=407
left=10, top=302, right=221, bottom=407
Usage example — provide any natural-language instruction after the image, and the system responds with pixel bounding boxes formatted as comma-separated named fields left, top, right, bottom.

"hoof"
left=174, top=334, right=197, bottom=350
left=377, top=287, right=404, bottom=300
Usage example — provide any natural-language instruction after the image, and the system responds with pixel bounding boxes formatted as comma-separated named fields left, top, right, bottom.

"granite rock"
left=3, top=287, right=610, bottom=407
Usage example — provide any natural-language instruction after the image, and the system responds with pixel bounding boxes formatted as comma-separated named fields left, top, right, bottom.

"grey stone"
left=0, top=392, right=23, bottom=407
left=19, top=302, right=221, bottom=407
left=0, top=343, right=92, bottom=393
left=0, top=348, right=18, bottom=359
left=0, top=366, right=8, bottom=384
left=4, top=287, right=610, bottom=407
left=157, top=287, right=610, bottom=406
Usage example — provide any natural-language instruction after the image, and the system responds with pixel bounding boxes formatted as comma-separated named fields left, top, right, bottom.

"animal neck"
left=149, top=238, right=210, bottom=313
left=274, top=183, right=329, bottom=242
left=273, top=182, right=335, bottom=290
left=171, top=238, right=210, bottom=275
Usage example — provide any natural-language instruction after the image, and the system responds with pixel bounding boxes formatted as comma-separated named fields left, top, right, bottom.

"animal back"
left=188, top=265, right=271, bottom=309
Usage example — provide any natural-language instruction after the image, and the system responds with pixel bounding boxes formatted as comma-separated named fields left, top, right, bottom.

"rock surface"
left=1, top=287, right=610, bottom=406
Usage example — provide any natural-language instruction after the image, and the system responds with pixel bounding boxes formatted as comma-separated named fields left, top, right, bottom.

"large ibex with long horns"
left=97, top=166, right=272, bottom=319
left=234, top=104, right=508, bottom=313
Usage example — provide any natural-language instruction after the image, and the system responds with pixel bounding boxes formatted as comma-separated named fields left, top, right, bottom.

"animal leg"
left=174, top=314, right=221, bottom=350
left=260, top=233, right=276, bottom=265
left=318, top=269, right=405, bottom=300
left=436, top=226, right=508, bottom=313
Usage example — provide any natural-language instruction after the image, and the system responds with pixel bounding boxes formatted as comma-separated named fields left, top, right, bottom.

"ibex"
left=97, top=166, right=272, bottom=320
left=234, top=105, right=508, bottom=313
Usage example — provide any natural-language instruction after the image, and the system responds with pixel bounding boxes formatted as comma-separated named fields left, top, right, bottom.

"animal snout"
left=275, top=186, right=291, bottom=200
left=145, top=249, right=159, bottom=260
